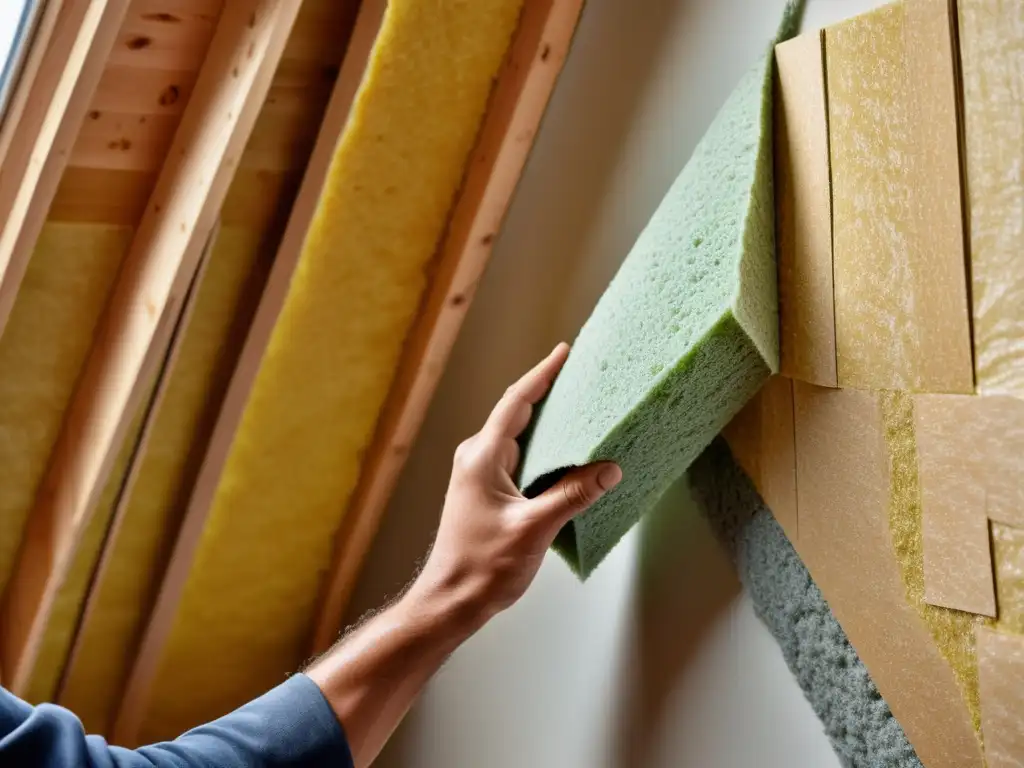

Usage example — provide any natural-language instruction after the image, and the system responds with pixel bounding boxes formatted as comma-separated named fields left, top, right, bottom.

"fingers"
left=484, top=343, right=570, bottom=439
left=524, top=462, right=622, bottom=531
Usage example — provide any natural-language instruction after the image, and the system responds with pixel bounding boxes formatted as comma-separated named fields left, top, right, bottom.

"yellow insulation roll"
left=134, top=0, right=525, bottom=741
left=60, top=228, right=271, bottom=734
left=0, top=224, right=132, bottom=600
left=21, top=410, right=146, bottom=705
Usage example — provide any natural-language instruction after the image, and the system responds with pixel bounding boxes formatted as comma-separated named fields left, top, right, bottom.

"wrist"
left=401, top=565, right=493, bottom=643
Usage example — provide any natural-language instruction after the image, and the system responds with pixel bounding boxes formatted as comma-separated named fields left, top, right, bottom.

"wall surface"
left=0, top=2, right=28, bottom=89
left=347, top=0, right=882, bottom=765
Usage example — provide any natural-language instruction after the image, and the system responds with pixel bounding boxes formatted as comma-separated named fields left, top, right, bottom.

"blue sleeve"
left=0, top=674, right=354, bottom=768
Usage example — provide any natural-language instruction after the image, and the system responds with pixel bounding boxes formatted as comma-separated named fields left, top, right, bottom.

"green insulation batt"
left=518, top=6, right=803, bottom=577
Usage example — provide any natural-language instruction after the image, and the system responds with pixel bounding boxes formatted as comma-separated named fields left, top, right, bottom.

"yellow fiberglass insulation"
left=22, top=411, right=146, bottom=705
left=60, top=228, right=271, bottom=734
left=0, top=224, right=133, bottom=601
left=137, top=0, right=525, bottom=741
left=881, top=391, right=988, bottom=739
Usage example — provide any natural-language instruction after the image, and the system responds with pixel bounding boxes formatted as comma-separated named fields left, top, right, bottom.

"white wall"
left=0, top=2, right=28, bottom=81
left=348, top=1, right=881, bottom=765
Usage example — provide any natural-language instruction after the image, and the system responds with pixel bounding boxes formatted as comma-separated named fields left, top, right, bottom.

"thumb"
left=528, top=462, right=622, bottom=528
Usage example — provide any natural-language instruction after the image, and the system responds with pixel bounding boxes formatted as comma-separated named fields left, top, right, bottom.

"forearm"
left=306, top=578, right=481, bottom=768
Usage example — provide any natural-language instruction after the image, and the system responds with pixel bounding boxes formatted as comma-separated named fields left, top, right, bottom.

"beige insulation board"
left=960, top=0, right=1024, bottom=396
left=792, top=383, right=982, bottom=768
left=0, top=0, right=302, bottom=699
left=116, top=0, right=528, bottom=745
left=56, top=0, right=359, bottom=734
left=774, top=29, right=836, bottom=388
left=311, top=0, right=586, bottom=652
left=914, top=394, right=1024, bottom=617
left=977, top=628, right=1024, bottom=768
left=721, top=375, right=798, bottom=544
left=825, top=0, right=972, bottom=393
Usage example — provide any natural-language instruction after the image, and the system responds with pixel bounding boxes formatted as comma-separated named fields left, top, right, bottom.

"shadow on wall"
left=604, top=481, right=741, bottom=767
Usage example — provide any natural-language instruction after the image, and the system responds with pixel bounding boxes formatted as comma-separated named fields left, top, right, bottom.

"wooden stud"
left=57, top=223, right=222, bottom=732
left=774, top=30, right=836, bottom=388
left=0, top=0, right=132, bottom=337
left=825, top=0, right=973, bottom=393
left=112, top=0, right=379, bottom=745
left=0, top=0, right=301, bottom=699
left=309, top=0, right=586, bottom=651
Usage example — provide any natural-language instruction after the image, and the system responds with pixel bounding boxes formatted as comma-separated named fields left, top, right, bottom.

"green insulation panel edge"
left=518, top=37, right=785, bottom=578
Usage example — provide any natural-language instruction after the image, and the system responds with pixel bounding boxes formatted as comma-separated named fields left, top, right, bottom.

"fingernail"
left=598, top=464, right=622, bottom=491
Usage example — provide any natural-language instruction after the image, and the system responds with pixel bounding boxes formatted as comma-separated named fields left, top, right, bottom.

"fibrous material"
left=131, top=0, right=525, bottom=741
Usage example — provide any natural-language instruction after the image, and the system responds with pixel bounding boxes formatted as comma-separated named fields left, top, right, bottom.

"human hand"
left=408, top=343, right=621, bottom=628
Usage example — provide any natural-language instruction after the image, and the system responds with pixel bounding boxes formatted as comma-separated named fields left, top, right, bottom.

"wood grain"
left=793, top=383, right=982, bottom=768
left=309, top=0, right=586, bottom=650
left=49, top=1, right=344, bottom=228
left=0, top=0, right=132, bottom=336
left=774, top=30, right=836, bottom=388
left=112, top=0, right=377, bottom=744
left=825, top=0, right=973, bottom=393
left=0, top=0, right=300, bottom=698
left=959, top=0, right=1024, bottom=396
left=57, top=223, right=223, bottom=733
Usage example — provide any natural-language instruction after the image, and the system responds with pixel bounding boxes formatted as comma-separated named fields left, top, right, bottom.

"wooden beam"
left=0, top=0, right=301, bottom=698
left=310, top=0, right=586, bottom=651
left=0, top=0, right=131, bottom=337
left=111, top=0, right=378, bottom=745
left=57, top=223, right=221, bottom=731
